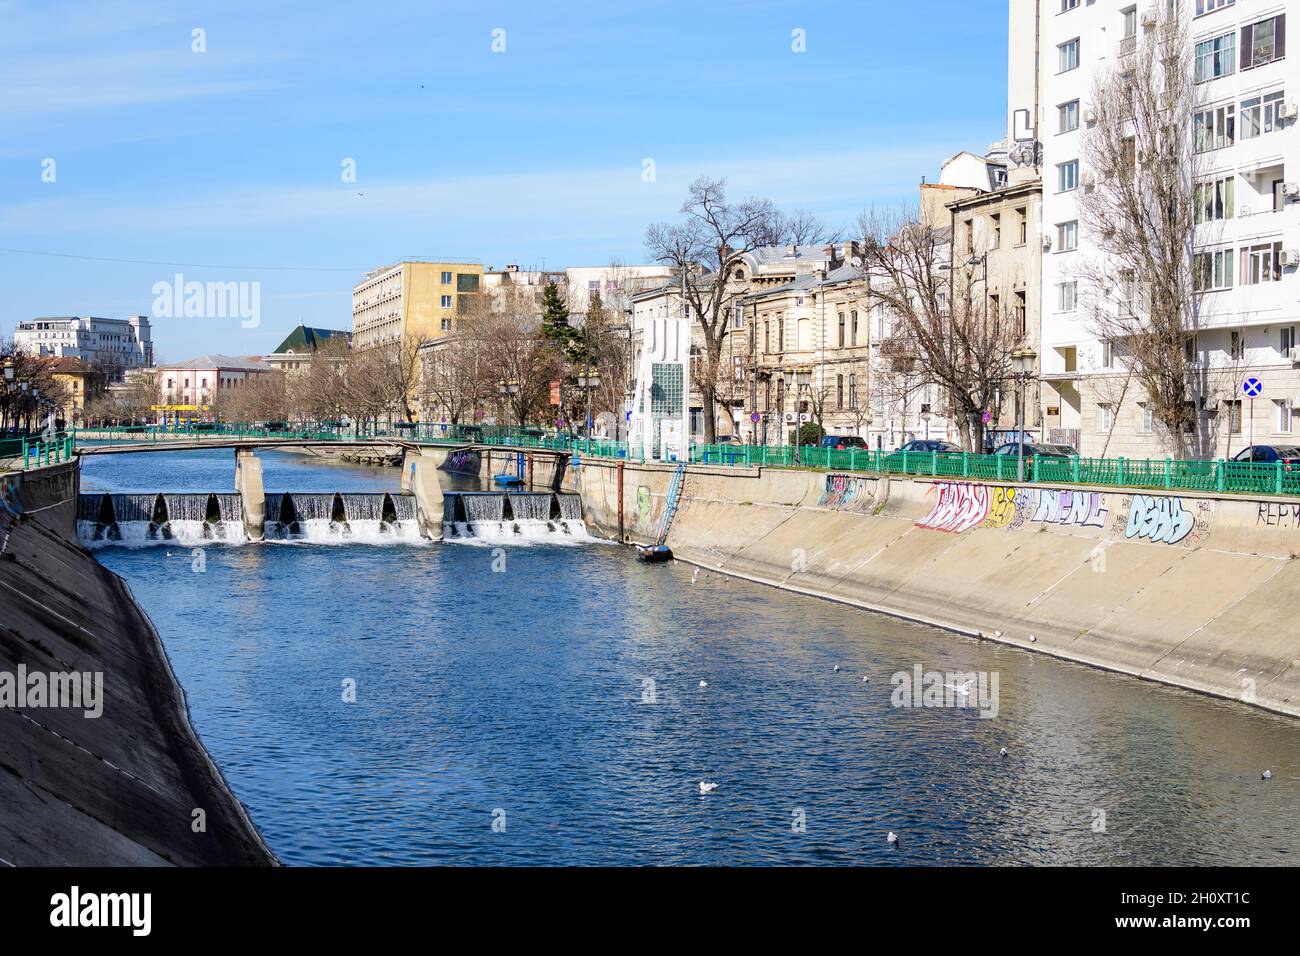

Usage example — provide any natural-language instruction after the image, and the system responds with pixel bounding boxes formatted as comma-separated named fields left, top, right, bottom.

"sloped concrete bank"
left=565, top=458, right=1300, bottom=719
left=0, top=462, right=275, bottom=865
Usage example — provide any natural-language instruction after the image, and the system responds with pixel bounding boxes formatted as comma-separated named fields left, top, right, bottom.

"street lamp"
left=1011, top=347, right=1038, bottom=482
left=793, top=370, right=811, bottom=463
left=497, top=379, right=520, bottom=430
left=576, top=368, right=601, bottom=438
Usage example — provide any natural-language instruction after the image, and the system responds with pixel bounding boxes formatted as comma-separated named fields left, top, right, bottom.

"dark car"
left=897, top=439, right=962, bottom=454
left=1231, top=445, right=1300, bottom=467
left=820, top=435, right=868, bottom=450
left=992, top=441, right=1077, bottom=460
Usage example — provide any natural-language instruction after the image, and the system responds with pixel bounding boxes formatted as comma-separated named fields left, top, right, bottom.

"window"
left=838, top=312, right=846, bottom=347
left=1139, top=402, right=1154, bottom=433
left=1014, top=291, right=1027, bottom=336
left=1016, top=207, right=1028, bottom=245
left=1281, top=326, right=1296, bottom=355
left=1193, top=103, right=1235, bottom=151
left=1242, top=16, right=1285, bottom=70
left=1101, top=339, right=1114, bottom=369
left=1061, top=0, right=1078, bottom=10
left=848, top=373, right=858, bottom=409
left=1057, top=220, right=1078, bottom=252
left=1195, top=32, right=1236, bottom=82
left=1230, top=330, right=1245, bottom=361
left=964, top=219, right=974, bottom=252
left=851, top=310, right=859, bottom=345
left=1277, top=400, right=1292, bottom=433
left=440, top=318, right=452, bottom=332
left=1059, top=100, right=1079, bottom=132
left=733, top=303, right=744, bottom=329
left=1196, top=0, right=1233, bottom=15
left=990, top=213, right=1001, bottom=248
left=1059, top=38, right=1080, bottom=72
left=1241, top=90, right=1285, bottom=138
left=1059, top=281, right=1078, bottom=311
left=1057, top=160, right=1079, bottom=192
left=1120, top=7, right=1138, bottom=54
left=1243, top=241, right=1282, bottom=284
left=1194, top=176, right=1234, bottom=223
left=1099, top=404, right=1113, bottom=432
left=1227, top=399, right=1243, bottom=434
left=440, top=271, right=452, bottom=284
left=440, top=295, right=453, bottom=307
left=836, top=374, right=844, bottom=409
left=1193, top=248, right=1234, bottom=291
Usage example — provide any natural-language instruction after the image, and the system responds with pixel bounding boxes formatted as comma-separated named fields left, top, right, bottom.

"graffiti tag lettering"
left=1257, top=501, right=1300, bottom=528
left=917, top=482, right=990, bottom=533
left=1125, top=495, right=1195, bottom=545
left=819, top=474, right=875, bottom=512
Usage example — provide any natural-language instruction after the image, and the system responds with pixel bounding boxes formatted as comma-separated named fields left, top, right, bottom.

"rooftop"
left=158, top=355, right=271, bottom=372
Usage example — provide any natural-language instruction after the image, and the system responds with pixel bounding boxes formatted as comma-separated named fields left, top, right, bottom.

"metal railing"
left=15, top=433, right=76, bottom=470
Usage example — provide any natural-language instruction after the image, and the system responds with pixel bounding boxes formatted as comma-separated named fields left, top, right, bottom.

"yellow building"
left=44, top=357, right=99, bottom=424
left=351, top=259, right=483, bottom=350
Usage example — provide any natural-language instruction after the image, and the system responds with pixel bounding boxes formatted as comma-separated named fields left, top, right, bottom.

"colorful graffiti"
left=439, top=449, right=480, bottom=476
left=917, top=482, right=1109, bottom=534
left=916, top=482, right=991, bottom=533
left=636, top=486, right=651, bottom=530
left=1122, top=494, right=1196, bottom=545
left=819, top=474, right=876, bottom=512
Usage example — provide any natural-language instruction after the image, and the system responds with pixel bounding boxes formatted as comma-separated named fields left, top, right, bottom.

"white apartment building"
left=1035, top=0, right=1297, bottom=457
left=565, top=265, right=673, bottom=322
left=13, top=315, right=153, bottom=378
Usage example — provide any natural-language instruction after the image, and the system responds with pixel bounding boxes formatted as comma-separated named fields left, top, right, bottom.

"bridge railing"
left=17, top=433, right=76, bottom=470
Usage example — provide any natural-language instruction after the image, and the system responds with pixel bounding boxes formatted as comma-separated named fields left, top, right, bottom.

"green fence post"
left=1031, top=454, right=1040, bottom=482
left=901, top=450, right=909, bottom=474
left=1276, top=460, right=1284, bottom=495
left=1164, top=458, right=1172, bottom=489
left=930, top=450, right=938, bottom=476
left=1216, top=459, right=1226, bottom=493
left=962, top=451, right=969, bottom=478
left=1072, top=456, right=1080, bottom=484
left=1118, top=457, right=1127, bottom=487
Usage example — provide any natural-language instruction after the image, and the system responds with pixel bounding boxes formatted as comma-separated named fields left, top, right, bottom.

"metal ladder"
left=656, top=463, right=686, bottom=546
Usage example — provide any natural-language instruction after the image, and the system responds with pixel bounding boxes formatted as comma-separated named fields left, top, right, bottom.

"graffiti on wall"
left=0, top=474, right=24, bottom=553
left=1115, top=494, right=1205, bottom=546
left=1257, top=501, right=1300, bottom=528
left=916, top=482, right=1109, bottom=534
left=819, top=474, right=876, bottom=512
left=636, top=486, right=651, bottom=531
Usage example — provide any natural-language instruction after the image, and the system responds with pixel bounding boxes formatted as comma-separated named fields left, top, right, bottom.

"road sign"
left=749, top=412, right=761, bottom=424
left=1243, top=377, right=1263, bottom=397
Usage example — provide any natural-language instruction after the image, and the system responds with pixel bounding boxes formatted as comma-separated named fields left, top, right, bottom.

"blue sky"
left=0, top=0, right=1007, bottom=361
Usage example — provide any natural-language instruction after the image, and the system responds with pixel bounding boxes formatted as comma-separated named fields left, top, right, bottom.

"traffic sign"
left=1243, top=377, right=1263, bottom=397
left=749, top=412, right=761, bottom=424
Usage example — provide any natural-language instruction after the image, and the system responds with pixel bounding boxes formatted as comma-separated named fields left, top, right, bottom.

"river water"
left=81, top=449, right=1300, bottom=865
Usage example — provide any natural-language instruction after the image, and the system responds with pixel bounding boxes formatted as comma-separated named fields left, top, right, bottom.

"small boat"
left=492, top=474, right=523, bottom=487
left=636, top=543, right=673, bottom=563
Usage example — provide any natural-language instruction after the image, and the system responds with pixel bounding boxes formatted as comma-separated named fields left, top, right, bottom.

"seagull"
left=861, top=675, right=869, bottom=683
left=887, top=831, right=898, bottom=846
left=994, top=630, right=1003, bottom=639
left=699, top=680, right=708, bottom=688
left=834, top=665, right=841, bottom=673
left=1262, top=770, right=1274, bottom=780
left=699, top=781, right=718, bottom=794
left=1028, top=634, right=1037, bottom=643
left=999, top=747, right=1009, bottom=757
left=692, top=568, right=700, bottom=584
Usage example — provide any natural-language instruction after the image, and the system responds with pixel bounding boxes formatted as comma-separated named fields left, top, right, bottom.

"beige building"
left=351, top=260, right=483, bottom=350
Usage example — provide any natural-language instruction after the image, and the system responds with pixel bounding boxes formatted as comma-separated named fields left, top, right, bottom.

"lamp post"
left=576, top=368, right=601, bottom=438
left=497, top=379, right=520, bottom=431
left=793, top=370, right=811, bottom=464
left=1011, top=347, right=1038, bottom=482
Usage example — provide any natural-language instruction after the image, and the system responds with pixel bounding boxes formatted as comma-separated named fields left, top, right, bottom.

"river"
left=80, top=449, right=1300, bottom=865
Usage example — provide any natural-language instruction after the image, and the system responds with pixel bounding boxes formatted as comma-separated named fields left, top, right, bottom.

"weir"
left=441, top=490, right=594, bottom=543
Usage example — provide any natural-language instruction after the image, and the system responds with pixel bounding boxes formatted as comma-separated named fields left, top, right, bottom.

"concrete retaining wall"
left=565, top=459, right=1300, bottom=719
left=0, top=462, right=275, bottom=865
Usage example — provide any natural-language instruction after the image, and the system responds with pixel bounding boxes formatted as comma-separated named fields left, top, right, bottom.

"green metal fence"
left=17, top=433, right=75, bottom=470
left=67, top=420, right=1300, bottom=498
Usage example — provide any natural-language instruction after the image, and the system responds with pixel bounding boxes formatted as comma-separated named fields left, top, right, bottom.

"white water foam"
left=263, top=517, right=425, bottom=545
left=441, top=517, right=608, bottom=547
left=78, top=519, right=248, bottom=549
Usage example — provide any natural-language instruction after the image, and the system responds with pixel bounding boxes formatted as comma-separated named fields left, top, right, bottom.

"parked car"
left=1230, top=445, right=1300, bottom=467
left=713, top=435, right=741, bottom=445
left=897, top=439, right=962, bottom=455
left=992, top=441, right=1077, bottom=461
left=820, top=435, right=868, bottom=450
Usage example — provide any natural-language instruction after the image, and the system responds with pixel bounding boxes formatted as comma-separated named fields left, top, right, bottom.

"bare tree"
left=476, top=285, right=564, bottom=428
left=776, top=209, right=842, bottom=247
left=858, top=209, right=1022, bottom=451
left=645, top=176, right=782, bottom=442
left=1075, top=8, right=1201, bottom=457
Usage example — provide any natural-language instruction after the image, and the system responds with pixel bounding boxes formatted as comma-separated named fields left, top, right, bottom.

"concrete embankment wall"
left=0, top=462, right=275, bottom=865
left=565, top=458, right=1300, bottom=719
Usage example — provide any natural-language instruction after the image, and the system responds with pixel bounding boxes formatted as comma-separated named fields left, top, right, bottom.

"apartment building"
left=565, top=265, right=673, bottom=322
left=351, top=260, right=483, bottom=350
left=13, top=315, right=153, bottom=378
left=1035, top=0, right=1297, bottom=457
left=156, top=355, right=272, bottom=418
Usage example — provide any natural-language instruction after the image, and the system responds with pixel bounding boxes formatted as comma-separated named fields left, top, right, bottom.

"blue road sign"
left=1243, top=377, right=1263, bottom=397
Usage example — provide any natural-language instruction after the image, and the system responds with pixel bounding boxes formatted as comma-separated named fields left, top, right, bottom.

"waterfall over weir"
left=77, top=493, right=244, bottom=547
left=263, top=492, right=420, bottom=544
left=442, top=491, right=599, bottom=545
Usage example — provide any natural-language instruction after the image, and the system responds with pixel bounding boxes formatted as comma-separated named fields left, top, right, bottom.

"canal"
left=82, top=449, right=1299, bottom=865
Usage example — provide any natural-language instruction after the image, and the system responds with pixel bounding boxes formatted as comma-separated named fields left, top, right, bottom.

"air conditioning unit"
left=784, top=413, right=795, bottom=423
left=1278, top=101, right=1299, bottom=122
left=1281, top=249, right=1300, bottom=268
left=1083, top=107, right=1097, bottom=125
left=1141, top=9, right=1158, bottom=28
left=1081, top=171, right=1097, bottom=190
left=1289, top=346, right=1300, bottom=363
left=1284, top=182, right=1300, bottom=199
